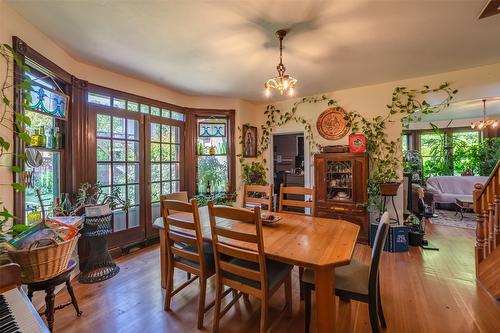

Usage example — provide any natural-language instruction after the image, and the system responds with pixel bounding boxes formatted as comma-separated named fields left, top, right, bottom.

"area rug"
left=429, top=209, right=476, bottom=229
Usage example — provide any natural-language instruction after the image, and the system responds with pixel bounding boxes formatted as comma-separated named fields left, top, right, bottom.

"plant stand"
left=379, top=194, right=400, bottom=224
left=78, top=213, right=119, bottom=284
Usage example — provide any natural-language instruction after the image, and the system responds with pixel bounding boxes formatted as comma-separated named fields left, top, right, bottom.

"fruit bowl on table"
left=261, top=213, right=282, bottom=225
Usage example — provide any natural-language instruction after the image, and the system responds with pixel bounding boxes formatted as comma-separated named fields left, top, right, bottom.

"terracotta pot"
left=380, top=182, right=401, bottom=196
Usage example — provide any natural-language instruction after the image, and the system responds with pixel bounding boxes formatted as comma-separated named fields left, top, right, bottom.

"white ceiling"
left=7, top=0, right=500, bottom=102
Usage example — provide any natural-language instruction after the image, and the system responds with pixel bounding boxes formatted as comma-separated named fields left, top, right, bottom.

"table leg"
left=159, top=229, right=167, bottom=289
left=314, top=266, right=336, bottom=333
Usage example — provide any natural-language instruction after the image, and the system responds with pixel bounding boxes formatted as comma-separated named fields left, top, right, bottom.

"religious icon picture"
left=242, top=125, right=257, bottom=157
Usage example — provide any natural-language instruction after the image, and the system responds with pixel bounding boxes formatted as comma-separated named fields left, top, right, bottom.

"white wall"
left=254, top=62, right=500, bottom=220
left=0, top=0, right=258, bottom=215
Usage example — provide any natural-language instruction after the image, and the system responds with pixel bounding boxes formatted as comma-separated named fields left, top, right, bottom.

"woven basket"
left=8, top=234, right=80, bottom=283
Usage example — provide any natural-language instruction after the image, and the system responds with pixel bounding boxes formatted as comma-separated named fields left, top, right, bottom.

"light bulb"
left=493, top=121, right=498, bottom=128
left=478, top=123, right=484, bottom=129
left=288, top=87, right=294, bottom=96
left=265, top=87, right=270, bottom=97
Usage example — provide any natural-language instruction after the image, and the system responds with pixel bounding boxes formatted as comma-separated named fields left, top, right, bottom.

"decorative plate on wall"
left=316, top=107, right=349, bottom=140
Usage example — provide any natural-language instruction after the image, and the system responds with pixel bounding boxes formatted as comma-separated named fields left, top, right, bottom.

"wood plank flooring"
left=49, top=223, right=500, bottom=333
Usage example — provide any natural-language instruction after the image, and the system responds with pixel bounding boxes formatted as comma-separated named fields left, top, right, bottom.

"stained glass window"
left=28, top=85, right=69, bottom=119
left=198, top=122, right=226, bottom=137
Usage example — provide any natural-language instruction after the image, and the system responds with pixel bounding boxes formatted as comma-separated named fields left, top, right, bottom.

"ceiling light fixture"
left=471, top=98, right=498, bottom=130
left=264, top=29, right=297, bottom=97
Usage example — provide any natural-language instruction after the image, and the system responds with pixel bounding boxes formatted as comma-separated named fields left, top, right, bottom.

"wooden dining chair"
left=278, top=184, right=315, bottom=299
left=208, top=201, right=293, bottom=333
left=243, top=184, right=273, bottom=211
left=301, top=212, right=390, bottom=333
left=278, top=184, right=315, bottom=215
left=159, top=192, right=189, bottom=289
left=161, top=198, right=215, bottom=329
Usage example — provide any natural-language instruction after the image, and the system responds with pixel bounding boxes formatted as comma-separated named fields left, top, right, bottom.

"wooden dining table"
left=153, top=206, right=359, bottom=333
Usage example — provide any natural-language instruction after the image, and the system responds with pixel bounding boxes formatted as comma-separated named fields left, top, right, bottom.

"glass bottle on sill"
left=206, top=181, right=212, bottom=196
left=31, top=129, right=41, bottom=147
left=53, top=127, right=62, bottom=149
left=61, top=193, right=72, bottom=215
left=40, top=127, right=47, bottom=147
left=46, top=128, right=54, bottom=149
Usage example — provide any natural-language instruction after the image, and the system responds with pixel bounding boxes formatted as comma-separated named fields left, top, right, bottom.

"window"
left=149, top=121, right=182, bottom=222
left=420, top=132, right=446, bottom=177
left=96, top=113, right=141, bottom=231
left=87, top=93, right=186, bottom=122
left=23, top=71, right=65, bottom=223
left=452, top=130, right=480, bottom=176
left=415, top=128, right=481, bottom=177
left=196, top=117, right=229, bottom=194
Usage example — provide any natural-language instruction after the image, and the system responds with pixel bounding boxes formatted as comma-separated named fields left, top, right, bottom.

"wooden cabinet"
left=314, top=152, right=369, bottom=243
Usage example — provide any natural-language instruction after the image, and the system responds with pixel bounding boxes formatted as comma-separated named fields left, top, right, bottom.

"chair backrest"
left=278, top=184, right=315, bottom=215
left=160, top=191, right=189, bottom=202
left=208, top=201, right=268, bottom=296
left=368, top=212, right=390, bottom=296
left=243, top=184, right=273, bottom=211
left=161, top=198, right=206, bottom=274
left=160, top=192, right=189, bottom=214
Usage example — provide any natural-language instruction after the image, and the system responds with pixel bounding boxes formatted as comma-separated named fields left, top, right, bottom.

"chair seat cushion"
left=175, top=242, right=215, bottom=276
left=302, top=260, right=369, bottom=295
left=223, top=258, right=292, bottom=290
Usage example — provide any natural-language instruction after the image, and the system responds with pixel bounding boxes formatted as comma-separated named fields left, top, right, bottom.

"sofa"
left=425, top=176, right=488, bottom=209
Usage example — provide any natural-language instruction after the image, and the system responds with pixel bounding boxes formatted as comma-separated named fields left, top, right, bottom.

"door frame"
left=268, top=128, right=311, bottom=188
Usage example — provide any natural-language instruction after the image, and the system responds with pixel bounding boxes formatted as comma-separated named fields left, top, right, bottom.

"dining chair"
left=301, top=212, right=390, bottom=333
left=278, top=184, right=315, bottom=300
left=159, top=191, right=190, bottom=289
left=278, top=184, right=315, bottom=215
left=208, top=201, right=293, bottom=333
left=161, top=198, right=215, bottom=329
left=243, top=184, right=273, bottom=211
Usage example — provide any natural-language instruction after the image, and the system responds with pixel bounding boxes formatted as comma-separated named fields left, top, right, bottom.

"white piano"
left=0, top=263, right=49, bottom=333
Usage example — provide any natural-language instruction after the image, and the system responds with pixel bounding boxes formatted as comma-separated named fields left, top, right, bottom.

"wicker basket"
left=8, top=234, right=80, bottom=283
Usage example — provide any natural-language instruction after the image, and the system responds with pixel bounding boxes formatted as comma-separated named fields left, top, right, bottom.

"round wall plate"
left=316, top=107, right=349, bottom=140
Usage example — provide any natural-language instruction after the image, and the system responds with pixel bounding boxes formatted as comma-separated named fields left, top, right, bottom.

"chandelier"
left=471, top=99, right=498, bottom=130
left=264, top=30, right=297, bottom=97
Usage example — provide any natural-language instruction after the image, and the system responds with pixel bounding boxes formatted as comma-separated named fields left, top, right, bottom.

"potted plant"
left=73, top=182, right=129, bottom=214
left=241, top=161, right=268, bottom=185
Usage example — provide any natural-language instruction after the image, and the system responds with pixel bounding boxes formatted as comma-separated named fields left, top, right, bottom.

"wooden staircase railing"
left=473, top=159, right=500, bottom=300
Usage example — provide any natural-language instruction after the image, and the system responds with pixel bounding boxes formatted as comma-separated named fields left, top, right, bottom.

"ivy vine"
left=236, top=83, right=458, bottom=209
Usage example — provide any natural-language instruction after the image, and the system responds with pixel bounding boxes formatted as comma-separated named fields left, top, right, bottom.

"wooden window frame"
left=12, top=36, right=74, bottom=224
left=185, top=108, right=236, bottom=197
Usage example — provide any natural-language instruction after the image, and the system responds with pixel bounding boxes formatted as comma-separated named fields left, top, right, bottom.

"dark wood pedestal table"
left=26, top=259, right=82, bottom=332
left=78, top=213, right=120, bottom=284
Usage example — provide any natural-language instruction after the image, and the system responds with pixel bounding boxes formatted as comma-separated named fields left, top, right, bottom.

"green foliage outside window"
left=197, top=156, right=228, bottom=194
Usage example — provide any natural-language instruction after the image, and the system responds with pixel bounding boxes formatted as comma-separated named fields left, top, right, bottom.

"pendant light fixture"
left=471, top=99, right=498, bottom=130
left=264, top=29, right=297, bottom=97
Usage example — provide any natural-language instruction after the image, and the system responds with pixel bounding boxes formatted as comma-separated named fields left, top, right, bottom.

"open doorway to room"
left=271, top=133, right=306, bottom=211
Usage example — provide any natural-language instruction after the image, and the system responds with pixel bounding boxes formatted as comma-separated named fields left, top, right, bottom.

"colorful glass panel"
left=29, top=85, right=69, bottom=119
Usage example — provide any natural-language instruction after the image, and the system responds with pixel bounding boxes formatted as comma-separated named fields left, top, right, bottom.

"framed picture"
left=349, top=133, right=366, bottom=152
left=242, top=125, right=257, bottom=157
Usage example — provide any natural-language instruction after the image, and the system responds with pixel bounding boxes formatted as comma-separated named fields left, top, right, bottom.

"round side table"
left=78, top=213, right=119, bottom=284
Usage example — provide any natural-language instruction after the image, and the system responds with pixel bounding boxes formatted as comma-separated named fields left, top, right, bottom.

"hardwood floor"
left=51, top=223, right=500, bottom=333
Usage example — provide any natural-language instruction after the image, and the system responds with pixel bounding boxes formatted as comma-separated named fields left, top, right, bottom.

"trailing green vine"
left=236, top=83, right=458, bottom=210
left=0, top=43, right=33, bottom=227
left=236, top=95, right=338, bottom=185
left=345, top=82, right=458, bottom=208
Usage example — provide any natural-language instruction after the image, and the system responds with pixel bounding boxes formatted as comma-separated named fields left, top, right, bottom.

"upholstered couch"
left=425, top=176, right=488, bottom=208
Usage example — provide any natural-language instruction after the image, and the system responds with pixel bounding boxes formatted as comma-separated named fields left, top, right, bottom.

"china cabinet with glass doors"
left=314, top=152, right=369, bottom=243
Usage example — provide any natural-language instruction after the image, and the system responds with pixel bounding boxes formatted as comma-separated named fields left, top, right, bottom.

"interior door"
left=90, top=106, right=145, bottom=248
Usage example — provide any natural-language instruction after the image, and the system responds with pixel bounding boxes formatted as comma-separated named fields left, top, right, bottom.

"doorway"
left=272, top=133, right=306, bottom=210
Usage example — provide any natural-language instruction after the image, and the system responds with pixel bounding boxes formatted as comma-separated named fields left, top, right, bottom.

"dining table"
left=153, top=206, right=360, bottom=333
